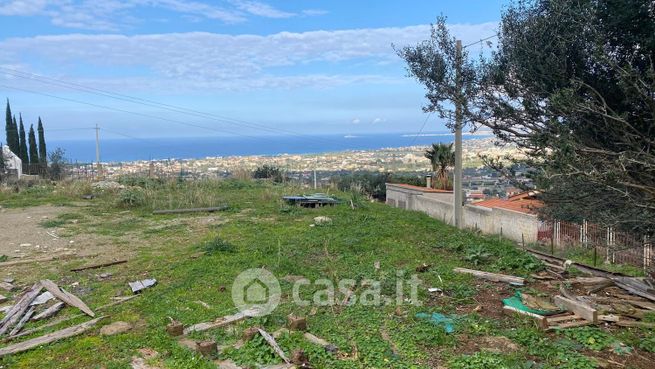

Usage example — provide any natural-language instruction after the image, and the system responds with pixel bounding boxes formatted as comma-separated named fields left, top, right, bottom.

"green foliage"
left=37, top=117, right=46, bottom=165
left=47, top=148, right=67, bottom=180
left=252, top=164, right=285, bottom=182
left=424, top=143, right=455, bottom=190
left=199, top=236, right=236, bottom=255
left=639, top=331, right=655, bottom=353
left=117, top=187, right=145, bottom=207
left=334, top=171, right=424, bottom=200
left=449, top=352, right=510, bottom=369
left=28, top=124, right=38, bottom=167
left=464, top=245, right=492, bottom=266
left=552, top=352, right=597, bottom=369
left=563, top=327, right=616, bottom=351
left=0, top=255, right=7, bottom=262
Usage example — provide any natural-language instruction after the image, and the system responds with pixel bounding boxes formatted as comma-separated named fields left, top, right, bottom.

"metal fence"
left=537, top=220, right=653, bottom=272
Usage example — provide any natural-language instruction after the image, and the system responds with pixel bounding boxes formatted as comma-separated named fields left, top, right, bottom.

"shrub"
left=253, top=165, right=285, bottom=182
left=201, top=236, right=236, bottom=255
left=117, top=187, right=145, bottom=207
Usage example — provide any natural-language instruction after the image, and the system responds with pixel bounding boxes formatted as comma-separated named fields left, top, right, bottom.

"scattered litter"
left=283, top=193, right=340, bottom=207
left=428, top=287, right=443, bottom=294
left=313, top=216, right=332, bottom=225
left=184, top=307, right=259, bottom=334
left=503, top=292, right=563, bottom=316
left=41, top=279, right=95, bottom=317
left=416, top=312, right=456, bottom=334
left=129, top=279, right=157, bottom=294
left=303, top=332, right=338, bottom=353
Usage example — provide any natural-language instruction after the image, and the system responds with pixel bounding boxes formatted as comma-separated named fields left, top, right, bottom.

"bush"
left=200, top=236, right=236, bottom=254
left=333, top=172, right=425, bottom=200
left=253, top=165, right=285, bottom=183
left=117, top=187, right=145, bottom=207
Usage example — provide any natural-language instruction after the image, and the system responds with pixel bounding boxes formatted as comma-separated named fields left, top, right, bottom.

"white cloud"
left=0, top=22, right=498, bottom=90
left=231, top=0, right=295, bottom=18
left=0, top=0, right=310, bottom=30
left=372, top=117, right=386, bottom=124
left=351, top=118, right=361, bottom=124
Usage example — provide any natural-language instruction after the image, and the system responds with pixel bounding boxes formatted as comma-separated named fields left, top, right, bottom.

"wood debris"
left=454, top=267, right=525, bottom=285
left=258, top=328, right=290, bottom=364
left=129, top=279, right=157, bottom=294
left=0, top=316, right=104, bottom=357
left=71, top=259, right=127, bottom=272
left=183, top=307, right=259, bottom=334
left=40, top=279, right=95, bottom=317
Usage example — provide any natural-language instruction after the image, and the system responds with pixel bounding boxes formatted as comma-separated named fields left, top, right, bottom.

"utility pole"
left=453, top=40, right=464, bottom=228
left=95, top=123, right=101, bottom=178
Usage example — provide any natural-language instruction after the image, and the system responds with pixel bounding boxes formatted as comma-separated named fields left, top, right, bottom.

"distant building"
left=474, top=191, right=542, bottom=214
left=1, top=145, right=22, bottom=177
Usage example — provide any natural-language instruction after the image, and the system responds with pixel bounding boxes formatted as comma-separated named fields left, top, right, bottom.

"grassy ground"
left=0, top=179, right=653, bottom=369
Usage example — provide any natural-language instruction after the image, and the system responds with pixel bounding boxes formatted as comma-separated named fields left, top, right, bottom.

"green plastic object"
left=416, top=312, right=456, bottom=333
left=502, top=291, right=563, bottom=316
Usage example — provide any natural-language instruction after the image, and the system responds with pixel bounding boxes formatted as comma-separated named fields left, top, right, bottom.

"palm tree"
left=424, top=143, right=455, bottom=190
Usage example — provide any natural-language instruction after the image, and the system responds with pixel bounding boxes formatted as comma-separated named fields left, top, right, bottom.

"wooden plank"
left=598, top=314, right=620, bottom=322
left=0, top=283, right=43, bottom=336
left=71, top=259, right=127, bottom=272
left=550, top=319, right=592, bottom=330
left=183, top=308, right=259, bottom=335
left=258, top=328, right=290, bottom=364
left=9, top=307, right=35, bottom=336
left=0, top=282, right=15, bottom=292
left=615, top=320, right=655, bottom=329
left=0, top=317, right=104, bottom=357
left=502, top=306, right=547, bottom=329
left=5, top=295, right=137, bottom=341
left=129, top=279, right=157, bottom=293
left=40, top=279, right=95, bottom=317
left=547, top=314, right=578, bottom=323
left=453, top=268, right=525, bottom=285
left=32, top=302, right=65, bottom=321
left=152, top=206, right=228, bottom=215
left=554, top=295, right=598, bottom=323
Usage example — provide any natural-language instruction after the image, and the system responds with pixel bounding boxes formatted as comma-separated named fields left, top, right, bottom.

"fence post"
left=550, top=227, right=555, bottom=255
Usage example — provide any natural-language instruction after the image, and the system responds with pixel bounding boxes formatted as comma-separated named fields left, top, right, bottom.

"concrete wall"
left=386, top=183, right=540, bottom=243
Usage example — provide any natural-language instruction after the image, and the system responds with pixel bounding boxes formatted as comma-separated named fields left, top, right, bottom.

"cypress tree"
left=37, top=117, right=47, bottom=165
left=18, top=115, right=28, bottom=171
left=5, top=99, right=12, bottom=151
left=28, top=124, right=38, bottom=169
left=11, top=116, right=19, bottom=156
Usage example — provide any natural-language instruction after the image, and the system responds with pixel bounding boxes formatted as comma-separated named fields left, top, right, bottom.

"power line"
left=0, top=66, right=353, bottom=149
left=409, top=112, right=433, bottom=146
left=463, top=33, right=499, bottom=49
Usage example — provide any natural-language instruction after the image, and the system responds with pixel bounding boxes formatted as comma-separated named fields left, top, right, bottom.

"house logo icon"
left=232, top=268, right=281, bottom=316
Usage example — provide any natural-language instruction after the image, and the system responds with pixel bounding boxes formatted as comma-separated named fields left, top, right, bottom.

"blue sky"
left=0, top=0, right=505, bottom=141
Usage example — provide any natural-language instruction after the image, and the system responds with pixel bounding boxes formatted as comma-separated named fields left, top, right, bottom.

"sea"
left=49, top=131, right=491, bottom=163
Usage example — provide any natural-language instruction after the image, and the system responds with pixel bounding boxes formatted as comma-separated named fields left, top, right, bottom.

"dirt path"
left=0, top=205, right=78, bottom=258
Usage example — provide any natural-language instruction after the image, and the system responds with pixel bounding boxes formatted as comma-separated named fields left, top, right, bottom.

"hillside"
left=0, top=179, right=653, bottom=369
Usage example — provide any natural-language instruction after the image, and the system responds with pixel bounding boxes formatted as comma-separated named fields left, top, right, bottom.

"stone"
left=166, top=321, right=184, bottom=336
left=197, top=340, right=217, bottom=357
left=100, top=321, right=133, bottom=336
left=2, top=278, right=15, bottom=284
left=242, top=326, right=260, bottom=341
left=288, top=315, right=307, bottom=331
left=291, top=349, right=309, bottom=365
left=0, top=294, right=7, bottom=304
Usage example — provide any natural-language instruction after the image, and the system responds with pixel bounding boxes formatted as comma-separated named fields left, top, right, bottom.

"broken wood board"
left=611, top=277, right=655, bottom=302
left=545, top=314, right=592, bottom=330
left=129, top=279, right=157, bottom=294
left=71, top=259, right=127, bottom=272
left=183, top=308, right=259, bottom=335
left=9, top=307, right=35, bottom=336
left=0, top=283, right=43, bottom=336
left=502, top=305, right=547, bottom=329
left=4, top=295, right=137, bottom=342
left=41, top=279, right=95, bottom=317
left=0, top=316, right=104, bottom=357
left=454, top=267, right=525, bottom=285
left=0, top=252, right=89, bottom=267
left=0, top=282, right=14, bottom=292
left=258, top=328, right=290, bottom=364
left=615, top=320, right=655, bottom=329
left=32, top=302, right=65, bottom=321
left=152, top=206, right=228, bottom=215
left=30, top=291, right=54, bottom=306
left=554, top=295, right=598, bottom=323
